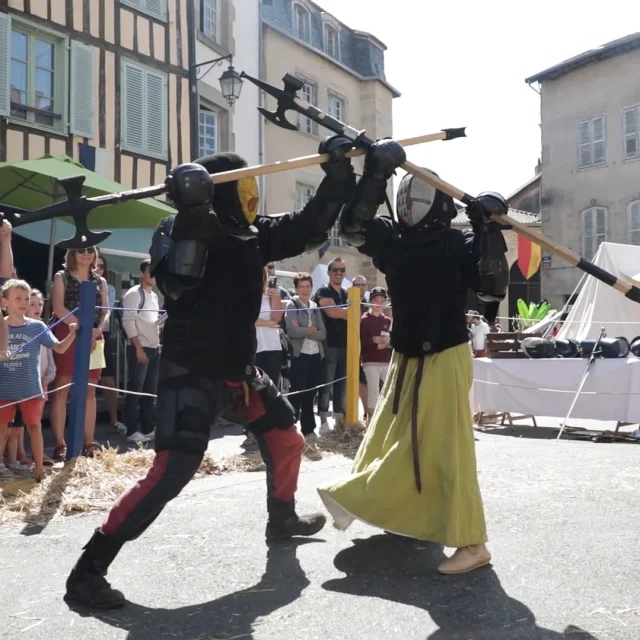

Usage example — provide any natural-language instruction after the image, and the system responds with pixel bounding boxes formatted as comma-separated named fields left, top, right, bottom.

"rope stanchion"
left=67, top=281, right=97, bottom=461
left=95, top=303, right=350, bottom=313
left=283, top=376, right=348, bottom=398
left=0, top=383, right=74, bottom=410
left=88, top=382, right=157, bottom=398
left=346, top=286, right=362, bottom=426
left=88, top=376, right=351, bottom=400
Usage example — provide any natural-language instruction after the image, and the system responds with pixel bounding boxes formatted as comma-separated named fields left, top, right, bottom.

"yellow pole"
left=346, top=286, right=362, bottom=426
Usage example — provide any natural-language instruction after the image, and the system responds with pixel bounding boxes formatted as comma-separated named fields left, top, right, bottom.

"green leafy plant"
left=515, top=299, right=555, bottom=331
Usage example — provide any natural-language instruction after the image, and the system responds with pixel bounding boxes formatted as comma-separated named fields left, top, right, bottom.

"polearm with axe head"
left=241, top=71, right=640, bottom=306
left=2, top=129, right=464, bottom=250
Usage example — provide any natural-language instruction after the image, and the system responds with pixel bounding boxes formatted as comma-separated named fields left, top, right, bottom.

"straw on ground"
left=0, top=424, right=365, bottom=525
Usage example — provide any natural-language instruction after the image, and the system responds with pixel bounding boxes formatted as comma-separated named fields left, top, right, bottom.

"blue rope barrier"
left=8, top=307, right=79, bottom=359
left=96, top=303, right=350, bottom=313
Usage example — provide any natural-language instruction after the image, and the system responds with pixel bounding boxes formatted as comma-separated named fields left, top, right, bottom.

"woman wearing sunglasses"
left=95, top=254, right=125, bottom=433
left=49, top=246, right=108, bottom=459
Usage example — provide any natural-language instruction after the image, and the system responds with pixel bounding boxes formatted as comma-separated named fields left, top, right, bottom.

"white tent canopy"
left=557, top=242, right=640, bottom=342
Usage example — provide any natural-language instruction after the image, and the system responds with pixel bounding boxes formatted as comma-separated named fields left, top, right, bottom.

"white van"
left=273, top=269, right=297, bottom=295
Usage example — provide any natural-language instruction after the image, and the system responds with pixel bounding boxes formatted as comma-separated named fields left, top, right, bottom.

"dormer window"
left=324, top=24, right=340, bottom=60
left=293, top=3, right=310, bottom=42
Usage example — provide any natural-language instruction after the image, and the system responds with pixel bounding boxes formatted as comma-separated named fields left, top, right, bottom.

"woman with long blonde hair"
left=49, top=247, right=108, bottom=459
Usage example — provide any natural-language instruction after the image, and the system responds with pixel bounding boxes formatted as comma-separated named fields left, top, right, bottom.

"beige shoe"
left=437, top=544, right=491, bottom=575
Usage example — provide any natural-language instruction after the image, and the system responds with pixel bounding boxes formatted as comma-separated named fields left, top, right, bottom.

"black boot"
left=65, top=529, right=126, bottom=609
left=265, top=498, right=326, bottom=542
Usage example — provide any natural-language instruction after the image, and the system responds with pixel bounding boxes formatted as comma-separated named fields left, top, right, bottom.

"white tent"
left=557, top=242, right=640, bottom=342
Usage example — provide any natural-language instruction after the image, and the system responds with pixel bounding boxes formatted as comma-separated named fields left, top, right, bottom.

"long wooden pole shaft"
left=210, top=129, right=464, bottom=185
left=399, top=160, right=640, bottom=303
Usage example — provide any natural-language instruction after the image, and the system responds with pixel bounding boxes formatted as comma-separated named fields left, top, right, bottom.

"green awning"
left=0, top=154, right=175, bottom=229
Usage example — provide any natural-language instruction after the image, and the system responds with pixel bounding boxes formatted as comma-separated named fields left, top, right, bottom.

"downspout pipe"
left=187, top=0, right=200, bottom=161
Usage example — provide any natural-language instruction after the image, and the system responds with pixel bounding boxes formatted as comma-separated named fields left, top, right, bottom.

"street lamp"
left=219, top=65, right=243, bottom=107
left=193, top=54, right=244, bottom=107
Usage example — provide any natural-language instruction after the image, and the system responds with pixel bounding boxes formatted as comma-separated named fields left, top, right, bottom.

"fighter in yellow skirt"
left=317, top=139, right=510, bottom=575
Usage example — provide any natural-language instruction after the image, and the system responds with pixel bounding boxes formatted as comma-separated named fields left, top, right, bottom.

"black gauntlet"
left=339, top=139, right=406, bottom=246
left=468, top=192, right=510, bottom=306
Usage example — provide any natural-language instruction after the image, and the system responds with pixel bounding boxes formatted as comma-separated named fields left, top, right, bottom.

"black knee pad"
left=155, top=358, right=226, bottom=454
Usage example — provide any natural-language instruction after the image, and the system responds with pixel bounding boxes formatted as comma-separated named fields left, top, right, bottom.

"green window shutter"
left=122, top=61, right=145, bottom=152
left=69, top=40, right=95, bottom=138
left=120, top=0, right=143, bottom=10
left=0, top=13, right=10, bottom=117
left=144, top=0, right=166, bottom=20
left=144, top=69, right=167, bottom=159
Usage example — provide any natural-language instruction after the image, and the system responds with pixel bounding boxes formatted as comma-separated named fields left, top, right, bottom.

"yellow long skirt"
left=317, top=343, right=487, bottom=548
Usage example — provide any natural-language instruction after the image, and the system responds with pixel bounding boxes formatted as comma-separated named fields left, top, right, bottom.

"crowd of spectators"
left=0, top=218, right=162, bottom=479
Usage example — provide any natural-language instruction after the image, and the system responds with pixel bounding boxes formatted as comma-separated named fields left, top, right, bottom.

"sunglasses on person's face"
left=96, top=263, right=105, bottom=270
left=76, top=248, right=96, bottom=255
left=267, top=264, right=275, bottom=270
left=331, top=267, right=346, bottom=273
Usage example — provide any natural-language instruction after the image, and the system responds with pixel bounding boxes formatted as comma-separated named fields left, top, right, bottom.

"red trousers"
left=101, top=426, right=303, bottom=542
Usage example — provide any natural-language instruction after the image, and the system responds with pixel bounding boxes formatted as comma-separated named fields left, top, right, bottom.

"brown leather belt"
left=392, top=354, right=426, bottom=493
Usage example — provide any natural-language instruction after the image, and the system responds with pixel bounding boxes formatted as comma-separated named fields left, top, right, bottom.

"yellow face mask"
left=237, top=177, right=259, bottom=225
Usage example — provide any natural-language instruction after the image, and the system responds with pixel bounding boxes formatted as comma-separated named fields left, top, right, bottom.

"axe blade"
left=258, top=106, right=299, bottom=131
left=242, top=70, right=305, bottom=132
left=58, top=229, right=112, bottom=250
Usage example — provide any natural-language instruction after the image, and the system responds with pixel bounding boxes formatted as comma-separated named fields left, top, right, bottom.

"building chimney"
left=535, top=158, right=542, bottom=176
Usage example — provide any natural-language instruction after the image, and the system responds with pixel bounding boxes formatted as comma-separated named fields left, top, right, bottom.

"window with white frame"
left=120, top=0, right=167, bottom=21
left=328, top=94, right=344, bottom=121
left=324, top=24, right=340, bottom=59
left=297, top=81, right=317, bottom=135
left=121, top=59, right=168, bottom=160
left=293, top=3, right=310, bottom=42
left=577, top=115, right=606, bottom=168
left=201, top=0, right=219, bottom=42
left=295, top=183, right=315, bottom=209
left=199, top=104, right=219, bottom=157
left=623, top=106, right=639, bottom=160
left=581, top=206, right=607, bottom=260
left=628, top=201, right=640, bottom=245
left=8, top=22, right=65, bottom=131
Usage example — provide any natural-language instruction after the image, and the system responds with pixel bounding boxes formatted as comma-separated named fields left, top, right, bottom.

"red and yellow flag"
left=517, top=235, right=541, bottom=280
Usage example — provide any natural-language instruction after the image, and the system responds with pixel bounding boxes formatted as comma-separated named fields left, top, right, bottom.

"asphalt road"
left=1, top=424, right=639, bottom=640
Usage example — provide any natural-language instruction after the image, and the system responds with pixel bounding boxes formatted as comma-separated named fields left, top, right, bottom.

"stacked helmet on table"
left=520, top=336, right=632, bottom=359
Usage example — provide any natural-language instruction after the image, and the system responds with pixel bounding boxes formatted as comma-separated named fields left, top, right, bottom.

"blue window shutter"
left=144, top=69, right=167, bottom=159
left=122, top=60, right=145, bottom=152
left=0, top=13, right=10, bottom=117
left=69, top=40, right=95, bottom=138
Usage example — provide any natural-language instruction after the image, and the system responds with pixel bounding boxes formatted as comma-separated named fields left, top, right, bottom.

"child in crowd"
left=0, top=280, right=77, bottom=481
left=4, top=289, right=57, bottom=472
left=0, top=310, right=7, bottom=360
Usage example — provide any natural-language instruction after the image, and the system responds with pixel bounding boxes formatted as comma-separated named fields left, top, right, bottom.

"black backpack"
left=114, top=286, right=145, bottom=338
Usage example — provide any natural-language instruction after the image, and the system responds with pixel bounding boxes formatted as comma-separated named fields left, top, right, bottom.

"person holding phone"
left=255, top=267, right=285, bottom=389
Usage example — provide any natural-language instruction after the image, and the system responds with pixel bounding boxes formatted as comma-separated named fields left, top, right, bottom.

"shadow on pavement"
left=67, top=538, right=321, bottom=639
left=322, top=534, right=600, bottom=640
left=18, top=456, right=79, bottom=537
left=475, top=424, right=561, bottom=441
